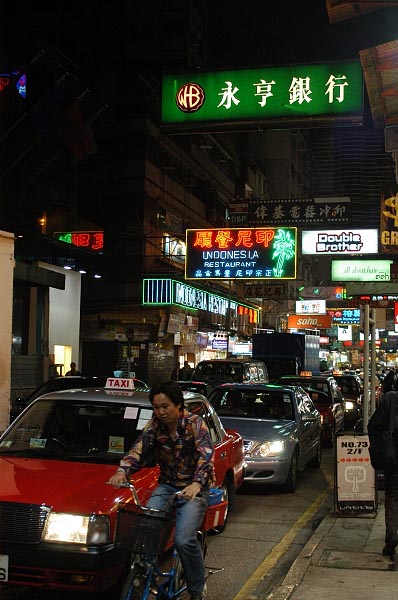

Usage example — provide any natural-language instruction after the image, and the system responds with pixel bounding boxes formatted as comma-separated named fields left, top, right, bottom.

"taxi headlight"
left=43, top=513, right=110, bottom=545
left=250, top=440, right=284, bottom=457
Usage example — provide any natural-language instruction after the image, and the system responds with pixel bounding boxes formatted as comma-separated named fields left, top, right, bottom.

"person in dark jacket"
left=381, top=369, right=398, bottom=394
left=368, top=390, right=398, bottom=556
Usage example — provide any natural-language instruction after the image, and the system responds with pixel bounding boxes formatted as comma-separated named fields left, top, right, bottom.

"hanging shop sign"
left=55, top=231, right=104, bottom=252
left=331, top=259, right=393, bottom=281
left=288, top=314, right=332, bottom=329
left=142, top=278, right=260, bottom=325
left=185, top=227, right=297, bottom=280
left=327, top=308, right=361, bottom=325
left=295, top=300, right=326, bottom=314
left=302, top=229, right=378, bottom=255
left=161, top=61, right=363, bottom=132
left=380, top=186, right=398, bottom=254
left=244, top=283, right=287, bottom=298
left=249, top=196, right=350, bottom=227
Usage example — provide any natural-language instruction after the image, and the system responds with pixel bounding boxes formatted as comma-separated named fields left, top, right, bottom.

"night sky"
left=205, top=1, right=398, bottom=68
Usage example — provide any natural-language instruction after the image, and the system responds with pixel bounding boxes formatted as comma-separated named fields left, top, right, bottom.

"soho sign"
left=174, top=282, right=237, bottom=315
left=302, top=229, right=378, bottom=255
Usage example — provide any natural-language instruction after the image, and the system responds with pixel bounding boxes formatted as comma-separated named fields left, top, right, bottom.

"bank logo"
left=176, top=82, right=205, bottom=113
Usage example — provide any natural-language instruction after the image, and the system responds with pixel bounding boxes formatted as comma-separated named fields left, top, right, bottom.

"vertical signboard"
left=335, top=434, right=377, bottom=515
left=380, top=185, right=398, bottom=254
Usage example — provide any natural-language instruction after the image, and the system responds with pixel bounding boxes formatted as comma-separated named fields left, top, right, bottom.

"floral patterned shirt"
left=118, top=408, right=215, bottom=489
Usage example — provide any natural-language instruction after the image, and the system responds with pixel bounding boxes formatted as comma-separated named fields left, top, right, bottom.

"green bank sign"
left=161, top=61, right=363, bottom=131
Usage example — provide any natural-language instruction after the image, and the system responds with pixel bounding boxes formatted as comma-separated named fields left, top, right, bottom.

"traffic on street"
left=0, top=446, right=335, bottom=600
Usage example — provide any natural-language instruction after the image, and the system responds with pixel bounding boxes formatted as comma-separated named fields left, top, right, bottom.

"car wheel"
left=211, top=476, right=235, bottom=534
left=309, top=437, right=322, bottom=468
left=281, top=448, right=298, bottom=493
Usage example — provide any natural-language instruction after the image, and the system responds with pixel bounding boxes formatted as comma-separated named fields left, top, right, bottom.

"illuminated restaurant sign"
left=302, top=229, right=378, bottom=255
left=142, top=278, right=260, bottom=324
left=55, top=231, right=104, bottom=252
left=331, top=259, right=393, bottom=281
left=185, top=227, right=297, bottom=280
left=161, top=61, right=363, bottom=131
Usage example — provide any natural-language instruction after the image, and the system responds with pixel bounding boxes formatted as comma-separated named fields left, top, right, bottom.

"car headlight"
left=43, top=513, right=110, bottom=545
left=250, top=440, right=284, bottom=457
left=345, top=401, right=355, bottom=410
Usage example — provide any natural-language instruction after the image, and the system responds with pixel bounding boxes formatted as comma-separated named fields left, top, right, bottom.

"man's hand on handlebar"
left=108, top=470, right=128, bottom=487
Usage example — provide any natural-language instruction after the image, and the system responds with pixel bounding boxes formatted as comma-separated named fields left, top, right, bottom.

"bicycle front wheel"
left=120, top=564, right=147, bottom=600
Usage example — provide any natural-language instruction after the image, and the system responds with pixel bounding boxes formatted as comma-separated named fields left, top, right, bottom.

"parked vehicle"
left=207, top=382, right=322, bottom=492
left=252, top=332, right=320, bottom=382
left=278, top=374, right=345, bottom=447
left=0, top=382, right=245, bottom=594
left=332, top=372, right=363, bottom=427
left=174, top=380, right=209, bottom=396
left=191, top=359, right=269, bottom=394
left=10, top=375, right=149, bottom=422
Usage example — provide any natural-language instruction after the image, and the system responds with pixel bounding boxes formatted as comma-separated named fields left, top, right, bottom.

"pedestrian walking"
left=368, top=389, right=398, bottom=557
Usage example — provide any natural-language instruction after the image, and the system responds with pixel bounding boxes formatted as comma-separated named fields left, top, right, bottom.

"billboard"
left=380, top=185, right=398, bottom=254
left=249, top=196, right=351, bottom=227
left=185, top=227, right=297, bottom=280
left=302, top=229, right=378, bottom=255
left=331, top=259, right=393, bottom=281
left=161, top=61, right=363, bottom=132
left=288, top=314, right=332, bottom=329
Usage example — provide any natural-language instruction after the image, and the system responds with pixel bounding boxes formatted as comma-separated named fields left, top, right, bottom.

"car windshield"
left=193, top=362, right=243, bottom=382
left=0, top=398, right=152, bottom=463
left=210, top=388, right=294, bottom=419
left=335, top=377, right=361, bottom=395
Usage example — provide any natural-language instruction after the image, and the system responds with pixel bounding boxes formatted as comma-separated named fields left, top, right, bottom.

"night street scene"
left=1, top=2, right=398, bottom=599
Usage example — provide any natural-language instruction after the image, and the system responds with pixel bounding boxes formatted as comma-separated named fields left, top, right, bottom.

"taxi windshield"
left=0, top=398, right=148, bottom=462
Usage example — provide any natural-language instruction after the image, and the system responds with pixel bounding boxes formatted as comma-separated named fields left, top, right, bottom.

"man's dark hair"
left=149, top=380, right=184, bottom=407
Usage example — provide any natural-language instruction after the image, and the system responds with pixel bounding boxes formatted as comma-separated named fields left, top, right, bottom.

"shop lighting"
left=93, top=274, right=102, bottom=279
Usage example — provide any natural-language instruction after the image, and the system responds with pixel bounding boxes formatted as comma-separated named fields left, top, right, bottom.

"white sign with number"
left=336, top=434, right=376, bottom=515
left=0, top=554, right=9, bottom=582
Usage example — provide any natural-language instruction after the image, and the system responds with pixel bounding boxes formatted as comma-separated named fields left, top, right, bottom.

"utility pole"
left=362, top=304, right=376, bottom=433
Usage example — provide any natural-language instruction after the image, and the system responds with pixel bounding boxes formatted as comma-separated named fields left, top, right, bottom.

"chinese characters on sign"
left=185, top=227, right=297, bottom=280
left=162, top=61, right=363, bottom=129
left=55, top=231, right=104, bottom=252
left=328, top=308, right=361, bottom=325
left=249, top=197, right=350, bottom=226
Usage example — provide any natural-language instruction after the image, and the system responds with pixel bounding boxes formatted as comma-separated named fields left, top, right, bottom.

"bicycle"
left=115, top=483, right=226, bottom=600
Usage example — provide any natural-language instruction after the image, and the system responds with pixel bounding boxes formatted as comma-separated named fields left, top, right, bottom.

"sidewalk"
left=266, top=491, right=398, bottom=600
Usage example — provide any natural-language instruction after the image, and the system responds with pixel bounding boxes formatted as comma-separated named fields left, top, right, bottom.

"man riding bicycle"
left=108, top=380, right=215, bottom=600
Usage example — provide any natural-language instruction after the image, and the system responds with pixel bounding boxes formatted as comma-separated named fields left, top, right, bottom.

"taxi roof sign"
left=105, top=378, right=135, bottom=389
left=299, top=371, right=312, bottom=377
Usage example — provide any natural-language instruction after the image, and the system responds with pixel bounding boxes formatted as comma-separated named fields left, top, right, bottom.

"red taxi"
left=0, top=379, right=246, bottom=593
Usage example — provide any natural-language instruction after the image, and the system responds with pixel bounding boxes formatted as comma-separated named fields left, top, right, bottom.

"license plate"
left=0, top=554, right=8, bottom=582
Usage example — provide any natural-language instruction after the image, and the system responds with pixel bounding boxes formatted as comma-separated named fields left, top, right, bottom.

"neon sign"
left=55, top=231, right=104, bottom=252
left=143, top=278, right=259, bottom=324
left=185, top=227, right=296, bottom=280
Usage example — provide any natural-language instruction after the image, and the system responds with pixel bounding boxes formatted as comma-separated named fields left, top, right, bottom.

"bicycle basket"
left=116, top=504, right=175, bottom=556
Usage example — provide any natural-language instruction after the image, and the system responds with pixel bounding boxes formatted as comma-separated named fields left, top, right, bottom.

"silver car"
left=208, top=383, right=322, bottom=492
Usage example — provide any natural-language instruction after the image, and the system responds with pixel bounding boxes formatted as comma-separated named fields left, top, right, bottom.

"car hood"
left=217, top=416, right=296, bottom=442
left=0, top=456, right=157, bottom=513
